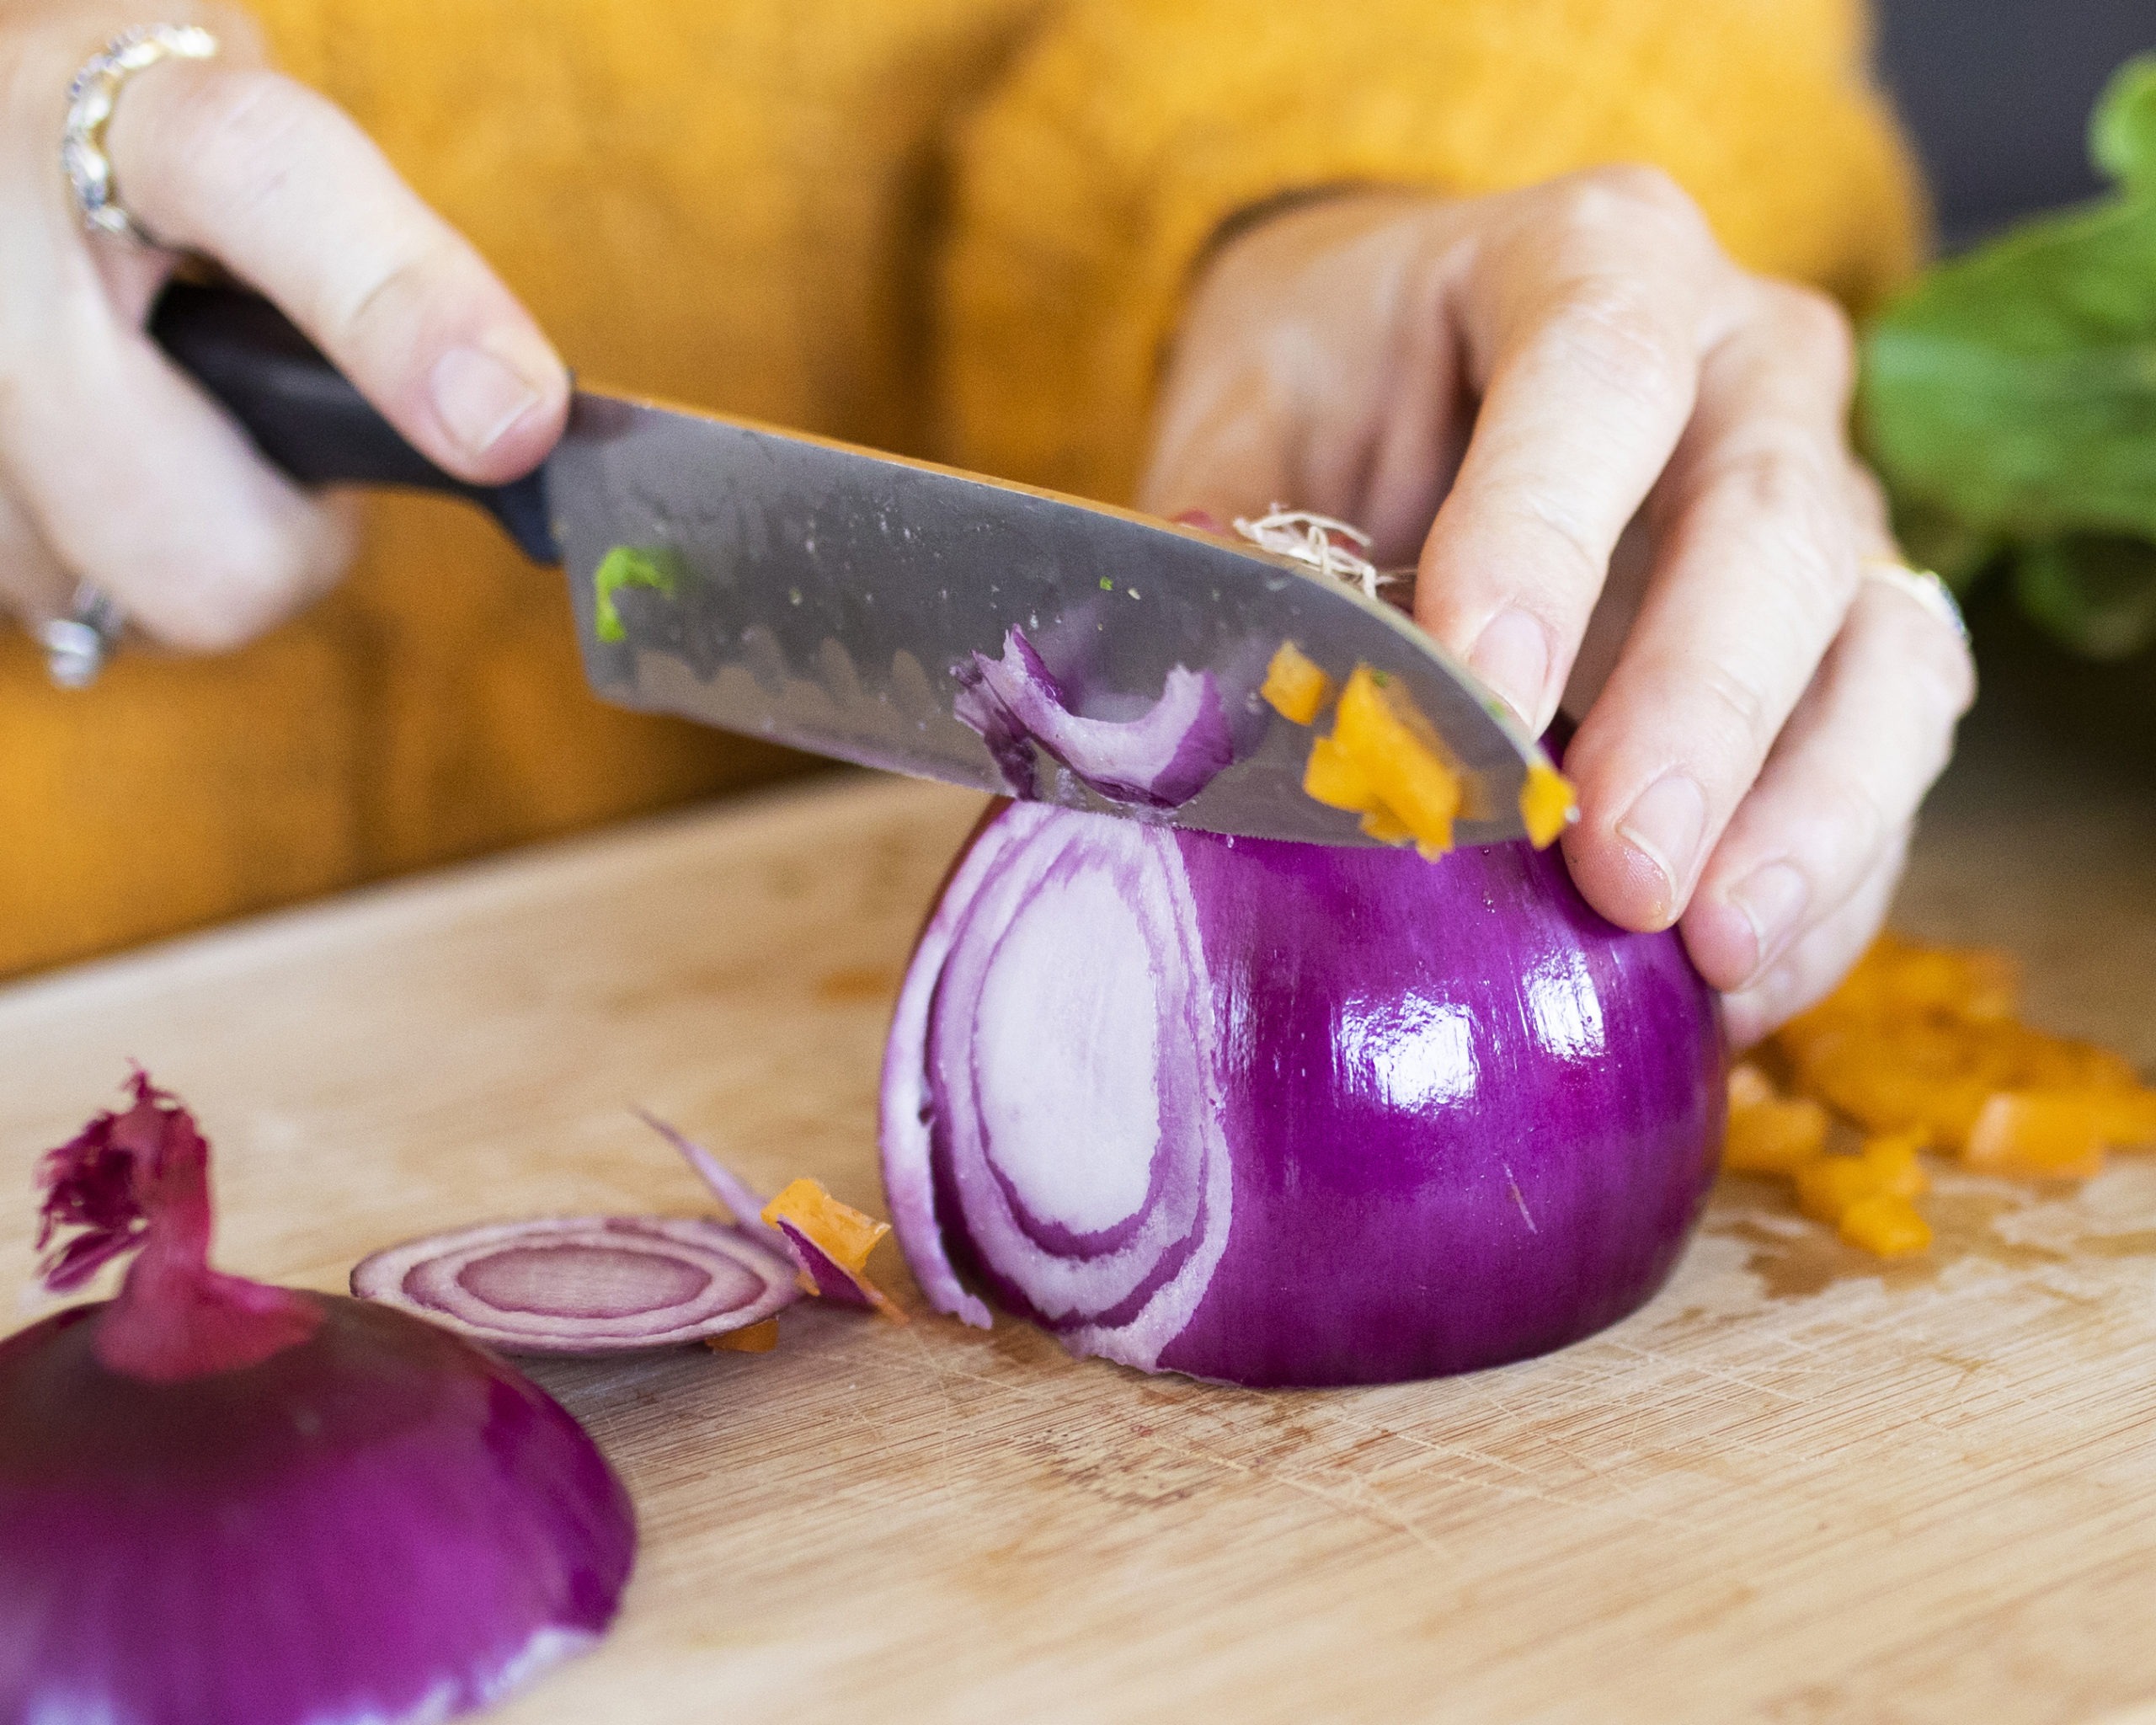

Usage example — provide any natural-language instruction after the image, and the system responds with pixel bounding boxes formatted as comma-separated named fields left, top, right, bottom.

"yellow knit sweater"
left=0, top=0, right=1920, bottom=978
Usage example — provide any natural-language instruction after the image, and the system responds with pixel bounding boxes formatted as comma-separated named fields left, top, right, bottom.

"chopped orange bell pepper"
left=1518, top=759, right=1577, bottom=850
left=2097, top=1087, right=2156, bottom=1147
left=1261, top=642, right=1334, bottom=725
left=1779, top=999, right=2143, bottom=1153
left=1838, top=1194, right=1932, bottom=1257
left=760, top=1178, right=906, bottom=1322
left=1961, top=1091, right=2118, bottom=1179
left=1796, top=1156, right=1884, bottom=1226
left=762, top=1178, right=890, bottom=1272
left=1793, top=1130, right=1930, bottom=1229
left=1722, top=1064, right=1830, bottom=1176
left=1745, top=932, right=2155, bottom=1255
left=1302, top=665, right=1465, bottom=857
left=1301, top=734, right=1374, bottom=809
left=708, top=1317, right=781, bottom=1353
left=1798, top=932, right=2018, bottom=1026
left=1854, top=1128, right=1930, bottom=1198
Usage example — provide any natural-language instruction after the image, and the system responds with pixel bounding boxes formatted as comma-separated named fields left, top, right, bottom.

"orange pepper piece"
left=762, top=1178, right=889, bottom=1272
left=760, top=1178, right=906, bottom=1322
left=1518, top=759, right=1577, bottom=850
left=1722, top=1064, right=1830, bottom=1176
left=1261, top=642, right=1334, bottom=725
left=1961, top=1091, right=2111, bottom=1178
left=1327, top=665, right=1464, bottom=856
left=2094, top=1087, right=2156, bottom=1148
left=708, top=1317, right=780, bottom=1353
left=1838, top=1194, right=1932, bottom=1257
left=1302, top=734, right=1376, bottom=814
left=1793, top=1131, right=1930, bottom=1229
left=1856, top=1128, right=1931, bottom=1199
left=1795, top=1157, right=1884, bottom=1226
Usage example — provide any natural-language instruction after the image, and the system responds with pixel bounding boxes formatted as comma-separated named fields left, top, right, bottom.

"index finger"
left=105, top=56, right=566, bottom=483
left=1414, top=167, right=1736, bottom=733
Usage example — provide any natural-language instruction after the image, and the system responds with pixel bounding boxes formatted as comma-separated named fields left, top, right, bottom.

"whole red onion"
left=881, top=803, right=1726, bottom=1387
left=0, top=1076, right=635, bottom=1724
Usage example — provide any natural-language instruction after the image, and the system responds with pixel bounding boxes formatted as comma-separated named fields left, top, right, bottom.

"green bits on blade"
left=593, top=545, right=686, bottom=644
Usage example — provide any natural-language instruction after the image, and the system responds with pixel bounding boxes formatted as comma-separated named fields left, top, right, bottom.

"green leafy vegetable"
left=2091, top=52, right=2156, bottom=196
left=592, top=545, right=684, bottom=644
left=1860, top=53, right=2156, bottom=659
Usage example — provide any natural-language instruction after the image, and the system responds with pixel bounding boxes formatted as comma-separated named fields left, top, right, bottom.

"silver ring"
left=1860, top=556, right=1969, bottom=648
left=62, top=24, right=219, bottom=248
left=39, top=586, right=127, bottom=690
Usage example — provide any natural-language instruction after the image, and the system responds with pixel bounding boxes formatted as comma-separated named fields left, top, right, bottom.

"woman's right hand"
left=0, top=1, right=567, bottom=653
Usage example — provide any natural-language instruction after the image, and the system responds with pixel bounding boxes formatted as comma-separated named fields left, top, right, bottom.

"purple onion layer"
left=0, top=1294, right=635, bottom=1725
left=954, top=629, right=1234, bottom=809
left=881, top=802, right=1726, bottom=1388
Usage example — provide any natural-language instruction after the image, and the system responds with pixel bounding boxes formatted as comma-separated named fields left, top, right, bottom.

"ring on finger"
left=1859, top=556, right=1969, bottom=648
left=38, top=585, right=128, bottom=690
left=61, top=24, right=221, bottom=248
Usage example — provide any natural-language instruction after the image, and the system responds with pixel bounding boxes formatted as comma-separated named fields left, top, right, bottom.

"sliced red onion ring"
left=955, top=628, right=1234, bottom=809
left=351, top=1216, right=798, bottom=1355
left=882, top=800, right=1725, bottom=1387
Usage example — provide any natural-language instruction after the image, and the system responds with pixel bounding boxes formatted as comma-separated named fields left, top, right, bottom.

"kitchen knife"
left=151, top=281, right=1550, bottom=846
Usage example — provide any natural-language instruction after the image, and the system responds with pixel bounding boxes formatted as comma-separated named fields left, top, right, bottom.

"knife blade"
left=152, top=283, right=1547, bottom=846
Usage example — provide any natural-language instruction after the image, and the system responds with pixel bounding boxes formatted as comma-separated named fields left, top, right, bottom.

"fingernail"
left=1727, top=861, right=1809, bottom=981
left=1467, top=608, right=1550, bottom=729
left=1616, top=772, right=1707, bottom=925
left=430, top=344, right=545, bottom=458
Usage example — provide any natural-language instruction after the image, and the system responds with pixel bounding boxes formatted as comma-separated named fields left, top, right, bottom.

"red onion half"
left=881, top=803, right=1726, bottom=1387
left=0, top=1075, right=634, bottom=1725
left=954, top=628, right=1233, bottom=809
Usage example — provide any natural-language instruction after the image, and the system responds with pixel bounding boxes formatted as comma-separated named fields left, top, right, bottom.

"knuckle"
left=1690, top=657, right=1773, bottom=759
left=334, top=241, right=455, bottom=355
left=1545, top=274, right=1690, bottom=395
left=1867, top=577, right=1977, bottom=718
left=152, top=68, right=322, bottom=230
left=1572, top=163, right=1701, bottom=228
left=1763, top=281, right=1856, bottom=394
left=1814, top=775, right=1892, bottom=872
left=1509, top=488, right=1604, bottom=590
left=1693, top=442, right=1858, bottom=624
left=1548, top=165, right=1719, bottom=272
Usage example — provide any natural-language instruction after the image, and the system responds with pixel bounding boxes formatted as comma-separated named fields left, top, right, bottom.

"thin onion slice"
left=351, top=1215, right=798, bottom=1355
left=954, top=628, right=1233, bottom=809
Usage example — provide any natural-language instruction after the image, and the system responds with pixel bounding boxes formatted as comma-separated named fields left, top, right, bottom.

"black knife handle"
left=147, top=280, right=560, bottom=564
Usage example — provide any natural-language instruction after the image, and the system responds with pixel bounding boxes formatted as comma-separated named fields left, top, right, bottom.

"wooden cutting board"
left=3, top=706, right=2153, bottom=1725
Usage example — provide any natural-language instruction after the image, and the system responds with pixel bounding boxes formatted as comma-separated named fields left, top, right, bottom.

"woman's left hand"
left=1140, top=175, right=1975, bottom=1046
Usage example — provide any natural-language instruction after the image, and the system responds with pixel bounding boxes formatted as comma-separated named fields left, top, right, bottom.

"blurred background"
left=1880, top=0, right=2148, bottom=246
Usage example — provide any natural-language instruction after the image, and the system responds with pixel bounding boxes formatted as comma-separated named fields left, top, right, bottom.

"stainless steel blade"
left=548, top=392, right=1545, bottom=846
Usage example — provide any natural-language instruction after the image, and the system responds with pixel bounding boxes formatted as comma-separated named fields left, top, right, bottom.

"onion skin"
left=0, top=1295, right=633, bottom=1725
left=881, top=803, right=1726, bottom=1388
left=3, top=1076, right=637, bottom=1725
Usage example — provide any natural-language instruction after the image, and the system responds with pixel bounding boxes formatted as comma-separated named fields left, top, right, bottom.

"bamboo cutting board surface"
left=2, top=707, right=2153, bottom=1725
